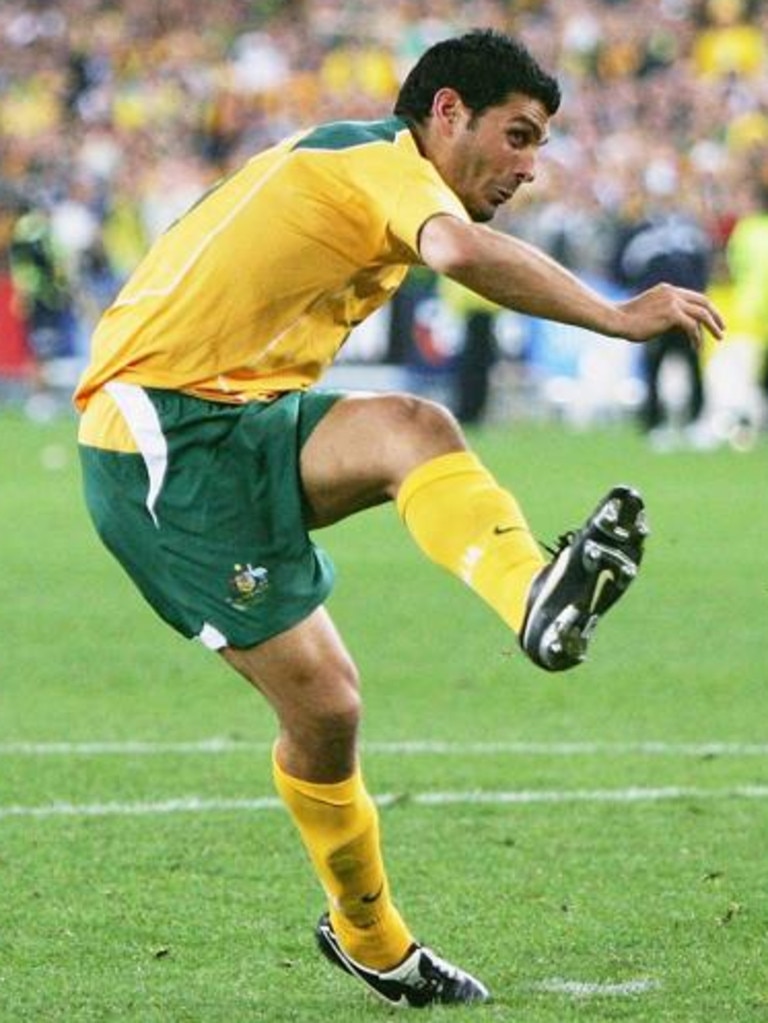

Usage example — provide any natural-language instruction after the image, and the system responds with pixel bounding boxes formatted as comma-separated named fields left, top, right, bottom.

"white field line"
left=2, top=738, right=768, bottom=757
left=532, top=977, right=660, bottom=998
left=3, top=786, right=768, bottom=821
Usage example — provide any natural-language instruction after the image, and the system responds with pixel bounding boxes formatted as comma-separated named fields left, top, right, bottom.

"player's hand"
left=616, top=283, right=725, bottom=350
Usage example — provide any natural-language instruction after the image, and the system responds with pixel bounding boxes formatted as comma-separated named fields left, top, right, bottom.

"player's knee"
left=303, top=659, right=362, bottom=740
left=313, top=695, right=362, bottom=744
left=379, top=394, right=465, bottom=480
left=388, top=393, right=461, bottom=441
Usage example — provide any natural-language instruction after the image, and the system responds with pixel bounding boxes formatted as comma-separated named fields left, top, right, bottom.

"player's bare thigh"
left=300, top=392, right=467, bottom=528
left=222, top=606, right=361, bottom=782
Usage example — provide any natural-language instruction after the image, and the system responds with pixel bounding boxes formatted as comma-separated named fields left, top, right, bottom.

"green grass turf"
left=1, top=408, right=766, bottom=1021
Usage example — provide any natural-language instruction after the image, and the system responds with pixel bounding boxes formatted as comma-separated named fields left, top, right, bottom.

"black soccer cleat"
left=520, top=485, right=649, bottom=672
left=315, top=913, right=490, bottom=1008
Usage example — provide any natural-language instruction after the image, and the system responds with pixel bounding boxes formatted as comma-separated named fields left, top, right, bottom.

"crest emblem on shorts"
left=228, top=563, right=269, bottom=609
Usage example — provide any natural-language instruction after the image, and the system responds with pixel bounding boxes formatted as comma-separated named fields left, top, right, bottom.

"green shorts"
left=79, top=386, right=344, bottom=649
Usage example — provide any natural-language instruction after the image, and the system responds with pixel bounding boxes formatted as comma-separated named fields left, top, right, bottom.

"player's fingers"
left=690, top=321, right=703, bottom=353
left=691, top=302, right=724, bottom=342
left=678, top=289, right=725, bottom=338
left=678, top=315, right=703, bottom=352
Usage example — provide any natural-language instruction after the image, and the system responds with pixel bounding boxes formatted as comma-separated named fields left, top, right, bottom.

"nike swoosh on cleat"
left=493, top=525, right=522, bottom=535
left=589, top=568, right=615, bottom=613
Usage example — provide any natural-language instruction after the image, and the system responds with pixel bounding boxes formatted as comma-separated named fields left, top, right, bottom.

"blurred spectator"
left=692, top=0, right=766, bottom=79
left=439, top=277, right=500, bottom=424
left=726, top=185, right=768, bottom=356
left=703, top=251, right=766, bottom=448
left=722, top=184, right=768, bottom=432
left=10, top=205, right=77, bottom=365
left=0, top=190, right=34, bottom=388
left=611, top=199, right=714, bottom=443
left=9, top=200, right=80, bottom=418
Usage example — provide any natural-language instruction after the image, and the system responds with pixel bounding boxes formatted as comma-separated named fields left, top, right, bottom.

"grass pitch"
left=0, top=408, right=766, bottom=1022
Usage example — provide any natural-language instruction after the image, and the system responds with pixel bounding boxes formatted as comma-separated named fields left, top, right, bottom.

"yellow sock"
left=272, top=752, right=413, bottom=970
left=396, top=451, right=545, bottom=634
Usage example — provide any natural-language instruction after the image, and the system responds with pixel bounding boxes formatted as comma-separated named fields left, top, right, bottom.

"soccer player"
left=75, top=30, right=723, bottom=1007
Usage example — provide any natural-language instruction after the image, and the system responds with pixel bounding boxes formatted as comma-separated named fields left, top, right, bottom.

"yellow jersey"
left=75, top=117, right=469, bottom=448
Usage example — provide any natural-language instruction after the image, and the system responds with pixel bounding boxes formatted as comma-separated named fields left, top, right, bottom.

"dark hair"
left=394, top=29, right=561, bottom=125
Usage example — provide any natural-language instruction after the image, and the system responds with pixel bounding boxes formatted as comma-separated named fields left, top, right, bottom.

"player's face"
left=441, top=93, right=550, bottom=223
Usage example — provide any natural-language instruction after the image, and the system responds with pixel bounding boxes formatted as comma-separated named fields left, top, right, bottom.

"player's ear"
left=431, top=88, right=465, bottom=134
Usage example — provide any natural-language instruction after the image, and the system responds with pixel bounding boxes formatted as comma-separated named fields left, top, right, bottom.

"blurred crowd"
left=1, top=0, right=767, bottom=442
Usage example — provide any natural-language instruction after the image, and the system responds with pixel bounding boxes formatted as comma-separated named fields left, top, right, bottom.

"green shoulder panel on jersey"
left=293, top=117, right=407, bottom=152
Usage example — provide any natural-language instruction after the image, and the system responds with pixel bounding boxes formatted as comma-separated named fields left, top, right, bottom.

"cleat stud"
left=604, top=500, right=620, bottom=523
left=562, top=630, right=586, bottom=659
left=583, top=539, right=602, bottom=567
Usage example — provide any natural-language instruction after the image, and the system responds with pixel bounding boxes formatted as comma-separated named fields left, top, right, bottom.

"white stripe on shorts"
left=105, top=382, right=168, bottom=527
left=198, top=622, right=228, bottom=649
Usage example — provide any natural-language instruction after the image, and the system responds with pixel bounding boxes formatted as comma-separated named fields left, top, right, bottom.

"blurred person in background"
left=8, top=200, right=79, bottom=418
left=0, top=188, right=35, bottom=390
left=610, top=190, right=714, bottom=447
left=74, top=28, right=722, bottom=1008
left=692, top=0, right=766, bottom=80
left=702, top=249, right=766, bottom=448
left=720, top=182, right=768, bottom=437
left=439, top=275, right=501, bottom=424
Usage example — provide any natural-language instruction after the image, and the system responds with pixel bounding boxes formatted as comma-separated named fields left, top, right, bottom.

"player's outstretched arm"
left=419, top=214, right=724, bottom=349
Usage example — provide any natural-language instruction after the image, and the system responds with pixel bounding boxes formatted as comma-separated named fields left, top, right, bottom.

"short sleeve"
left=385, top=157, right=471, bottom=256
left=340, top=134, right=470, bottom=261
